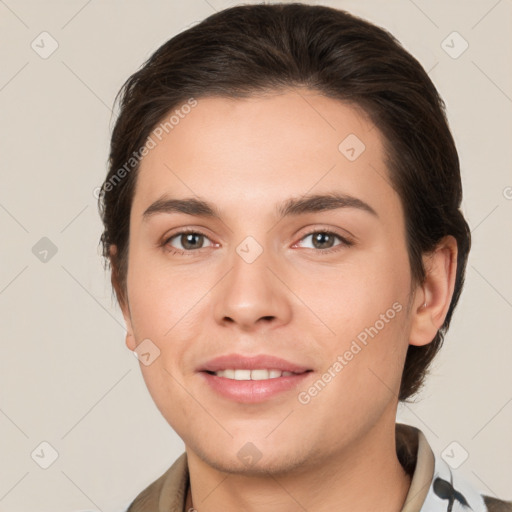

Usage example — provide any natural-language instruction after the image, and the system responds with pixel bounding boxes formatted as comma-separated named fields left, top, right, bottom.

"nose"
left=212, top=243, right=292, bottom=332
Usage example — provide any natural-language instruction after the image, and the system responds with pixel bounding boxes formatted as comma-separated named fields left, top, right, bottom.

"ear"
left=409, top=235, right=458, bottom=347
left=109, top=245, right=136, bottom=352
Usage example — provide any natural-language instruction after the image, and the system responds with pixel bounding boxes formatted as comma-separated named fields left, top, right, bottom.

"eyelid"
left=300, top=223, right=355, bottom=241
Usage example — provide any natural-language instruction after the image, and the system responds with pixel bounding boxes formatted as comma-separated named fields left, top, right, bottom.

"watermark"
left=32, top=236, right=58, bottom=263
left=338, top=133, right=366, bottom=162
left=237, top=442, right=263, bottom=467
left=93, top=97, right=198, bottom=199
left=236, top=236, right=264, bottom=264
left=441, top=441, right=469, bottom=469
left=441, top=31, right=469, bottom=60
left=31, top=31, right=59, bottom=59
left=31, top=441, right=59, bottom=469
left=132, top=338, right=161, bottom=366
left=297, top=301, right=402, bottom=405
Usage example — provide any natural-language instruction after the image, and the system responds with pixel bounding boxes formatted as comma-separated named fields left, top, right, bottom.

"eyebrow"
left=142, top=192, right=378, bottom=221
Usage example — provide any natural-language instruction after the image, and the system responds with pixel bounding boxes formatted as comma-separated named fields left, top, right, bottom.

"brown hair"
left=98, top=3, right=471, bottom=402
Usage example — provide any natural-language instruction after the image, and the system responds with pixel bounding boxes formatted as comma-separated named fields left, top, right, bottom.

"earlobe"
left=118, top=298, right=136, bottom=351
left=120, top=301, right=137, bottom=351
left=409, top=236, right=458, bottom=347
left=125, top=329, right=136, bottom=352
left=119, top=297, right=136, bottom=351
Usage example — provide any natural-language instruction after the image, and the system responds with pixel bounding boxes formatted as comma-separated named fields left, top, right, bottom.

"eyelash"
left=162, top=227, right=354, bottom=256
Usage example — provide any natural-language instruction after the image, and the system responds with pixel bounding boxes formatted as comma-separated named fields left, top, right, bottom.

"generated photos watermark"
left=297, top=301, right=403, bottom=405
left=93, top=97, right=198, bottom=199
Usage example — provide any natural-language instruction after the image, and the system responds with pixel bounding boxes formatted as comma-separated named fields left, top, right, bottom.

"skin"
left=113, top=88, right=457, bottom=512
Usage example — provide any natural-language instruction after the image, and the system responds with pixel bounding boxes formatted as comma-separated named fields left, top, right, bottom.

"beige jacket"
left=125, top=423, right=512, bottom=512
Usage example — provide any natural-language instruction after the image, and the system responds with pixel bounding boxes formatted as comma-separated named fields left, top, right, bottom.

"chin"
left=189, top=438, right=314, bottom=477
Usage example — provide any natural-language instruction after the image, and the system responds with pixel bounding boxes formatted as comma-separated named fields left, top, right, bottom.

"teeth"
left=213, top=369, right=297, bottom=380
left=234, top=369, right=251, bottom=380
left=249, top=369, right=269, bottom=380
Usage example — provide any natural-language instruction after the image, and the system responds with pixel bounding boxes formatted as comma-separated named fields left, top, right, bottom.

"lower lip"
left=200, top=371, right=312, bottom=403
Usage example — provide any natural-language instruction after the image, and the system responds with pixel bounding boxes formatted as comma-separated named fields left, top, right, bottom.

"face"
left=120, top=89, right=420, bottom=474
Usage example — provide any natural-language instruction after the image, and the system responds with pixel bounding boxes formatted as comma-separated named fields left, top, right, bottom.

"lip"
left=197, top=353, right=312, bottom=373
left=197, top=353, right=313, bottom=403
left=200, top=371, right=312, bottom=403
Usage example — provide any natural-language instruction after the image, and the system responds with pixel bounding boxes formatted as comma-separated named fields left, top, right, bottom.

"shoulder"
left=125, top=470, right=168, bottom=512
left=126, top=452, right=189, bottom=512
left=397, top=424, right=512, bottom=512
left=483, top=495, right=512, bottom=512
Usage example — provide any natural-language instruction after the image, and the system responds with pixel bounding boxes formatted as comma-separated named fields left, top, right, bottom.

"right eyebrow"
left=142, top=196, right=222, bottom=221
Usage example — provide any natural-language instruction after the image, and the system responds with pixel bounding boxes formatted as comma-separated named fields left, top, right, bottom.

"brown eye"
left=178, top=233, right=205, bottom=250
left=310, top=232, right=337, bottom=249
left=164, top=230, right=214, bottom=254
left=297, top=230, right=353, bottom=253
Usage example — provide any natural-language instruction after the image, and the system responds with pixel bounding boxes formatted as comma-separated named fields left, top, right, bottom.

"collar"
left=396, top=423, right=488, bottom=512
left=126, top=423, right=493, bottom=512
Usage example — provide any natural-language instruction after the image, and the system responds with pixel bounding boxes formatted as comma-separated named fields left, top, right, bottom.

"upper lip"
left=198, top=353, right=312, bottom=373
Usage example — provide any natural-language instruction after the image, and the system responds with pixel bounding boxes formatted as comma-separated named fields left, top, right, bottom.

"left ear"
left=409, top=235, right=458, bottom=347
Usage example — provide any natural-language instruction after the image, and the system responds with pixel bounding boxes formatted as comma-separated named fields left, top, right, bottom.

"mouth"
left=205, top=369, right=303, bottom=380
left=197, top=354, right=313, bottom=403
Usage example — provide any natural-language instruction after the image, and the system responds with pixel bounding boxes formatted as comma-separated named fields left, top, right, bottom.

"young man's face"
left=119, top=89, right=425, bottom=474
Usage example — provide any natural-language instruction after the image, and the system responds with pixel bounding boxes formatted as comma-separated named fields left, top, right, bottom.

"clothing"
left=125, top=423, right=512, bottom=512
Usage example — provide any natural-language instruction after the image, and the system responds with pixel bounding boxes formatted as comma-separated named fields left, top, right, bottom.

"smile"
left=210, top=369, right=298, bottom=380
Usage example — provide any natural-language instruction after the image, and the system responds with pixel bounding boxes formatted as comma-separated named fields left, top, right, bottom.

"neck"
left=185, top=422, right=412, bottom=512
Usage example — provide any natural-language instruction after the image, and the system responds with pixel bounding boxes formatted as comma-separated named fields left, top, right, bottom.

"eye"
left=161, top=227, right=353, bottom=256
left=163, top=229, right=215, bottom=255
left=295, top=229, right=353, bottom=253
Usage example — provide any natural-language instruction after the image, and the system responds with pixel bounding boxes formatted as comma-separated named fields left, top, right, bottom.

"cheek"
left=125, top=250, right=214, bottom=386
left=302, top=244, right=411, bottom=380
left=126, top=247, right=201, bottom=337
left=307, top=246, right=409, bottom=328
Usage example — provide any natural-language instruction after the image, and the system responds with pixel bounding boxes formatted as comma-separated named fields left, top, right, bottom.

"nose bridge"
left=212, top=234, right=291, bottom=329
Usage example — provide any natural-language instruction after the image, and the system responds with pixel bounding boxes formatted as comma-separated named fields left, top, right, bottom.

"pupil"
left=314, top=232, right=332, bottom=249
left=183, top=233, right=202, bottom=250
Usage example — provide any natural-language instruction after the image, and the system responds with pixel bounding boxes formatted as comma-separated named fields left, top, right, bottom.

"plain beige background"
left=0, top=0, right=511, bottom=511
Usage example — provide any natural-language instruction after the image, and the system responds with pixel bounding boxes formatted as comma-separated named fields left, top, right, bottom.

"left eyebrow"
left=276, top=192, right=378, bottom=219
left=142, top=192, right=378, bottom=221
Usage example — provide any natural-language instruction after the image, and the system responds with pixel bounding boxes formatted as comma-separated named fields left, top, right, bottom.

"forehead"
left=132, top=89, right=401, bottom=223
